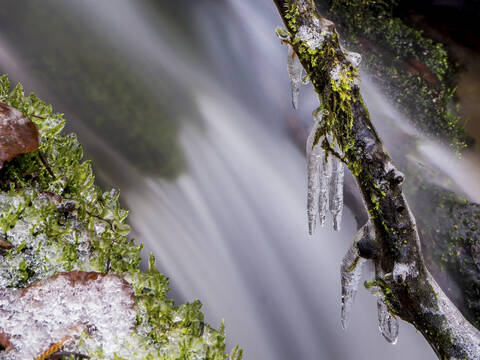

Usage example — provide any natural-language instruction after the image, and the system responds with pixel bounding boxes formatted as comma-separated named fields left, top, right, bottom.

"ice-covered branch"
left=273, top=0, right=480, bottom=358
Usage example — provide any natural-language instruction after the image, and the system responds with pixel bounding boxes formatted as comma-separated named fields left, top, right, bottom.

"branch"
left=273, top=1, right=480, bottom=358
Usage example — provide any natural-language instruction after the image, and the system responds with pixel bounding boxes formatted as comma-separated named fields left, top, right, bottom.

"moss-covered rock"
left=0, top=75, right=241, bottom=360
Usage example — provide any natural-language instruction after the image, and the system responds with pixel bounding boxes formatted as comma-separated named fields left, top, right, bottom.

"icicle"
left=329, top=144, right=344, bottom=231
left=318, top=145, right=332, bottom=227
left=287, top=46, right=303, bottom=110
left=306, top=112, right=324, bottom=235
left=340, top=223, right=370, bottom=330
left=377, top=296, right=399, bottom=344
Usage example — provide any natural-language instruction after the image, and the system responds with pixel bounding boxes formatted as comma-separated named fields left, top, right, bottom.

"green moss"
left=323, top=0, right=467, bottom=152
left=0, top=75, right=241, bottom=359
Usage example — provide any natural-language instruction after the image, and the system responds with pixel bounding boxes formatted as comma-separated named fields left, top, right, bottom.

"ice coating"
left=287, top=45, right=303, bottom=110
left=345, top=51, right=362, bottom=67
left=377, top=296, right=399, bottom=344
left=392, top=262, right=419, bottom=283
left=306, top=113, right=324, bottom=235
left=340, top=223, right=371, bottom=329
left=0, top=271, right=136, bottom=359
left=329, top=150, right=344, bottom=231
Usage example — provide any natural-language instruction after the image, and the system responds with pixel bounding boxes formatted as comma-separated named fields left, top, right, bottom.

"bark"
left=273, top=1, right=480, bottom=358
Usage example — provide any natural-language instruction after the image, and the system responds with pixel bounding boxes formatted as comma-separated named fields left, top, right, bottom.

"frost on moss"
left=0, top=75, right=242, bottom=360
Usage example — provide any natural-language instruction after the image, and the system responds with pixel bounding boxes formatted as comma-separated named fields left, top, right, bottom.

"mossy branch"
left=273, top=0, right=480, bottom=358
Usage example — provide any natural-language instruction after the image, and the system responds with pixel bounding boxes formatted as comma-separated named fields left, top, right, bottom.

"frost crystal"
left=329, top=150, right=344, bottom=231
left=330, top=64, right=343, bottom=86
left=0, top=271, right=136, bottom=359
left=296, top=25, right=325, bottom=50
left=377, top=296, right=399, bottom=344
left=306, top=116, right=324, bottom=235
left=392, top=262, right=419, bottom=283
left=340, top=223, right=371, bottom=329
left=287, top=45, right=303, bottom=110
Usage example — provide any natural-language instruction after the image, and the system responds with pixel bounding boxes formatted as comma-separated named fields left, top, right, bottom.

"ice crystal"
left=377, top=296, right=399, bottom=344
left=296, top=25, right=325, bottom=50
left=340, top=223, right=371, bottom=329
left=392, top=262, right=419, bottom=283
left=287, top=45, right=303, bottom=110
left=0, top=272, right=136, bottom=359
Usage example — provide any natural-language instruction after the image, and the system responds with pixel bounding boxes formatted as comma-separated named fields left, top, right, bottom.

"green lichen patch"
left=0, top=75, right=241, bottom=359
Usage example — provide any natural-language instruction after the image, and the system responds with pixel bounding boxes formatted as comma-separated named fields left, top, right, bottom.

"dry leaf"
left=0, top=103, right=40, bottom=169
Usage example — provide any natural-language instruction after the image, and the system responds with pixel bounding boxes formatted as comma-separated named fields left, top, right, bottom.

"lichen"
left=0, top=75, right=241, bottom=360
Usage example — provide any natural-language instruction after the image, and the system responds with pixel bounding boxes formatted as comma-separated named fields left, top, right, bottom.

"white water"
left=0, top=0, right=442, bottom=359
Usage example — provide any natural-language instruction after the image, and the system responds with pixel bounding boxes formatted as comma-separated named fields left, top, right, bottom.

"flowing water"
left=0, top=0, right=454, bottom=359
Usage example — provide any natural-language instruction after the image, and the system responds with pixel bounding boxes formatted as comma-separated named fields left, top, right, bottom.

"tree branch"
left=273, top=0, right=480, bottom=358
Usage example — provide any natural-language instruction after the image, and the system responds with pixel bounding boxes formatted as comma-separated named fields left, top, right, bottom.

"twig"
left=37, top=150, right=55, bottom=179
left=272, top=0, right=480, bottom=358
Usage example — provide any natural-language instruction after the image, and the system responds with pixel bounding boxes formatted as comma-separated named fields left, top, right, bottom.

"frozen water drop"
left=346, top=51, right=362, bottom=67
left=377, top=296, right=399, bottom=344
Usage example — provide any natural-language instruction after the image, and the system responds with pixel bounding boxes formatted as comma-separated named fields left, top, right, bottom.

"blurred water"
left=0, top=0, right=439, bottom=359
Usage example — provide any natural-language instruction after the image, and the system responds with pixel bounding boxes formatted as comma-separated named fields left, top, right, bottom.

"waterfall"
left=0, top=0, right=443, bottom=359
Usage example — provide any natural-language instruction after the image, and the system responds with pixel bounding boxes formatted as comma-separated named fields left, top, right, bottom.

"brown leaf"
left=0, top=332, right=13, bottom=351
left=0, top=103, right=40, bottom=169
left=0, top=239, right=12, bottom=250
